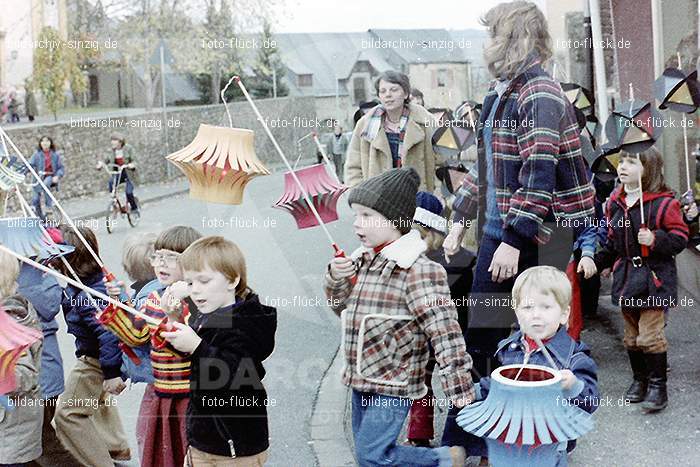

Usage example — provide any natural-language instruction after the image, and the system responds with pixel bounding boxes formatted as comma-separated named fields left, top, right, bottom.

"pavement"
left=37, top=178, right=700, bottom=466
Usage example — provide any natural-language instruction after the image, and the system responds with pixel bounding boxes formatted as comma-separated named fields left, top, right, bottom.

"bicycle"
left=99, top=163, right=140, bottom=234
left=23, top=169, right=62, bottom=225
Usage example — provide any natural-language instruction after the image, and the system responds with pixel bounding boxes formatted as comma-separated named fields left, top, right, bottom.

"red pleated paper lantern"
left=0, top=306, right=43, bottom=394
left=273, top=164, right=347, bottom=229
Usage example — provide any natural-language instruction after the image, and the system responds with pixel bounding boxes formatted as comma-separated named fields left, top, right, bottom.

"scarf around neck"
left=361, top=104, right=411, bottom=166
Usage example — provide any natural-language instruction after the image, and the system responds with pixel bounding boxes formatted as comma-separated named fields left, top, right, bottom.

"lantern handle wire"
left=231, top=76, right=338, bottom=248
left=293, top=132, right=315, bottom=170
left=625, top=83, right=652, bottom=257
left=674, top=53, right=693, bottom=196
left=0, top=243, right=159, bottom=325
left=220, top=76, right=236, bottom=128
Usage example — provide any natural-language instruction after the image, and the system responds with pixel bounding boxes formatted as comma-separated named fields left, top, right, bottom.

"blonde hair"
left=481, top=1, right=552, bottom=79
left=412, top=224, right=446, bottom=251
left=512, top=266, right=571, bottom=310
left=179, top=236, right=248, bottom=296
left=122, top=232, right=157, bottom=282
left=0, top=250, right=20, bottom=297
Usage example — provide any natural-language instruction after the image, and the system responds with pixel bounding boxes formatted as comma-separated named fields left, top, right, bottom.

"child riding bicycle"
left=96, top=132, right=139, bottom=217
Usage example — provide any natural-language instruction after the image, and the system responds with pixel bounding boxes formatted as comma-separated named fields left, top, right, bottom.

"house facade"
left=0, top=0, right=68, bottom=91
left=273, top=29, right=483, bottom=130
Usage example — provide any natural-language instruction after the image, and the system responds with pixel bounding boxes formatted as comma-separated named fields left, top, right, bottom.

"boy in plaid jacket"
left=325, top=167, right=474, bottom=467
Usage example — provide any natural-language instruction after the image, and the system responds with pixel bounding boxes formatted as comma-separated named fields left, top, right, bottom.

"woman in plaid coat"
left=325, top=168, right=474, bottom=467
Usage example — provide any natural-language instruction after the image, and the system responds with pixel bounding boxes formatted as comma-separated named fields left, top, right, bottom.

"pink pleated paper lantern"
left=0, top=306, right=43, bottom=394
left=273, top=164, right=348, bottom=229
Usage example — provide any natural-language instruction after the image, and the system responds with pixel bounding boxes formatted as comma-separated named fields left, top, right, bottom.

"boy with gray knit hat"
left=325, top=167, right=474, bottom=467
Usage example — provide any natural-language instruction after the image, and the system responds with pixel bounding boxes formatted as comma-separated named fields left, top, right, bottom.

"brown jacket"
left=345, top=103, right=441, bottom=191
left=324, top=230, right=474, bottom=403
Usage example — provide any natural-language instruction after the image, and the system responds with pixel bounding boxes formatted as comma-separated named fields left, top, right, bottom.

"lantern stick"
left=312, top=132, right=341, bottom=184
left=674, top=54, right=693, bottom=197
left=533, top=337, right=560, bottom=372
left=231, top=76, right=339, bottom=249
left=636, top=153, right=650, bottom=257
left=682, top=116, right=692, bottom=193
left=0, top=127, right=109, bottom=274
left=624, top=84, right=650, bottom=257
left=0, top=244, right=159, bottom=325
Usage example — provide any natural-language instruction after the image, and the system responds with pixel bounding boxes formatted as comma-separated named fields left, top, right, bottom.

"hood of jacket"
left=350, top=229, right=427, bottom=269
left=609, top=185, right=675, bottom=208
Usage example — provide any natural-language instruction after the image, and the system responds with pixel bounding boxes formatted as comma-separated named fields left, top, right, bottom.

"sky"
left=273, top=0, right=546, bottom=33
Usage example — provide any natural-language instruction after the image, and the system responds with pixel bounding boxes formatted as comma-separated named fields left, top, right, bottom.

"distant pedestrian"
left=326, top=122, right=349, bottom=182
left=25, top=80, right=38, bottom=122
left=410, top=87, right=425, bottom=107
left=97, top=132, right=140, bottom=217
left=8, top=91, right=20, bottom=123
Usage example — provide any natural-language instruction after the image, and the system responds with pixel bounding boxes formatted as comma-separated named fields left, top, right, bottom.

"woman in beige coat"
left=345, top=71, right=441, bottom=191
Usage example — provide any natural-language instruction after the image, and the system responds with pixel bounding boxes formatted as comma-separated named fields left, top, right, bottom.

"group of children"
left=325, top=144, right=693, bottom=466
left=0, top=142, right=695, bottom=466
left=0, top=224, right=276, bottom=466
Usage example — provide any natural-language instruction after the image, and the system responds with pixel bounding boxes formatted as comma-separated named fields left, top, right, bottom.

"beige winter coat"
left=345, top=103, right=441, bottom=191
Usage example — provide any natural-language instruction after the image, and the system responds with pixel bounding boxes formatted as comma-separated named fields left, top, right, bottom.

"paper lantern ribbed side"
left=166, top=124, right=270, bottom=205
left=457, top=364, right=593, bottom=467
left=273, top=164, right=348, bottom=229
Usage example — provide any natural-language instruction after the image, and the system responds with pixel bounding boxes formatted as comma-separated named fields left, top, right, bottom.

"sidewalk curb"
left=310, top=345, right=355, bottom=467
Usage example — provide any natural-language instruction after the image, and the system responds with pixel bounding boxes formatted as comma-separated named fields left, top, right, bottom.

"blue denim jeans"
left=108, top=171, right=138, bottom=211
left=31, top=176, right=55, bottom=220
left=351, top=390, right=452, bottom=467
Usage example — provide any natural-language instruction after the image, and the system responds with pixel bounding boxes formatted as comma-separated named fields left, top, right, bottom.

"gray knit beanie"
left=347, top=168, right=420, bottom=234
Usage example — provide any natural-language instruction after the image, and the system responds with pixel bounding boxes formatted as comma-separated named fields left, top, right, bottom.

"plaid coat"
left=451, top=59, right=595, bottom=249
left=324, top=230, right=474, bottom=403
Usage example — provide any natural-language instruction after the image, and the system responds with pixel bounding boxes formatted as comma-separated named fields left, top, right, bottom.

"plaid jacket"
left=451, top=59, right=595, bottom=249
left=324, top=230, right=474, bottom=403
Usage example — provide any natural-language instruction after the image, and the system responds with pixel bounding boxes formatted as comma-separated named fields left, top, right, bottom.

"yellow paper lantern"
left=166, top=124, right=270, bottom=205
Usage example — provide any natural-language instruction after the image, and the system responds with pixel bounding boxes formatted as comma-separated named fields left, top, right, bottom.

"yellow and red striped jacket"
left=100, top=290, right=192, bottom=398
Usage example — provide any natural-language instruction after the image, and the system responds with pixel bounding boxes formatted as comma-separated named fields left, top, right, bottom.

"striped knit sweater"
left=99, top=289, right=192, bottom=398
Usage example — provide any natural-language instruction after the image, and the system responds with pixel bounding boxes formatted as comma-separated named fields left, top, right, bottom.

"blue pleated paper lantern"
left=457, top=364, right=593, bottom=467
left=0, top=217, right=74, bottom=261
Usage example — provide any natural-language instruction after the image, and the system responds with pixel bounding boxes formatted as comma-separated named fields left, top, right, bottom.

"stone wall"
left=3, top=96, right=318, bottom=200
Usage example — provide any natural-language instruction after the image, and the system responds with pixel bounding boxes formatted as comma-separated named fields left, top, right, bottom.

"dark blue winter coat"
left=61, top=272, right=123, bottom=379
left=478, top=327, right=599, bottom=414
